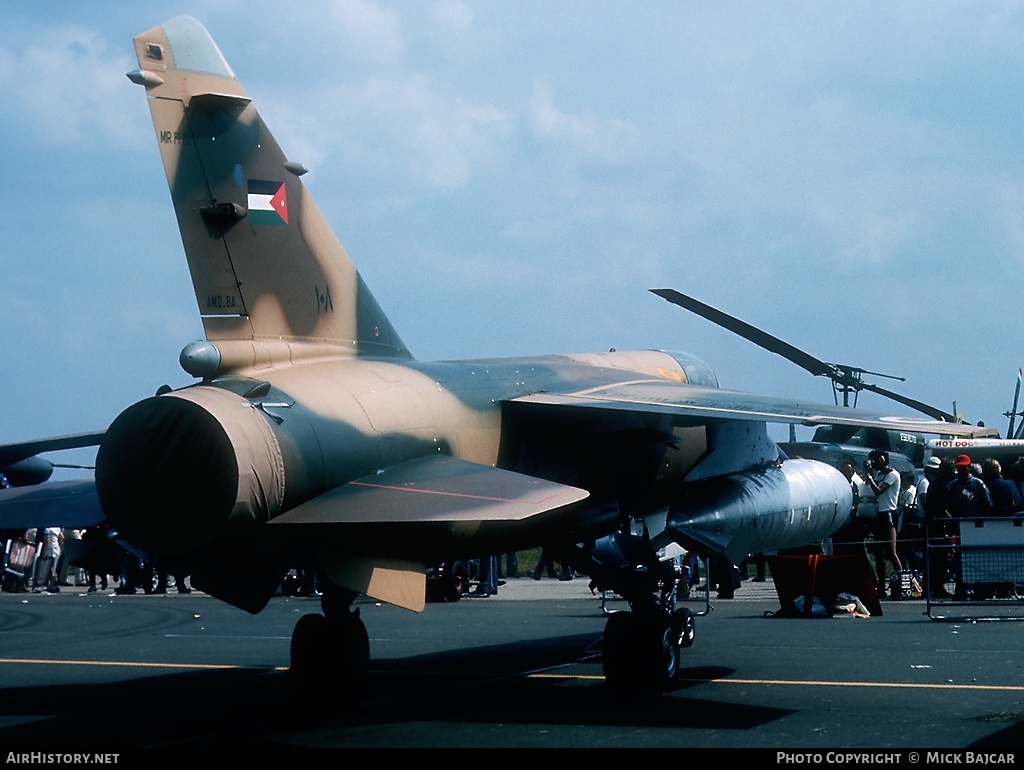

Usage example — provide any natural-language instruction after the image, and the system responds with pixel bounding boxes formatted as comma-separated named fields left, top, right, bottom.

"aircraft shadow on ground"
left=0, top=637, right=797, bottom=748
left=968, top=718, right=1024, bottom=749
left=3, top=646, right=1021, bottom=748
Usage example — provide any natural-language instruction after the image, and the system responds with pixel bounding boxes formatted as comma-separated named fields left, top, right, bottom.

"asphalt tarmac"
left=0, top=577, right=1022, bottom=754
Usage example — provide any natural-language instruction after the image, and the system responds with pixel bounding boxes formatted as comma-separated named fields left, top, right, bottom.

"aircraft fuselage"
left=95, top=349, right=716, bottom=558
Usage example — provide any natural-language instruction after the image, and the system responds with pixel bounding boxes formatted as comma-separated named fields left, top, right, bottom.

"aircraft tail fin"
left=128, top=17, right=409, bottom=366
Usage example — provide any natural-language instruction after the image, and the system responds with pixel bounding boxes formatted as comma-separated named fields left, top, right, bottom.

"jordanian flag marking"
left=247, top=180, right=289, bottom=225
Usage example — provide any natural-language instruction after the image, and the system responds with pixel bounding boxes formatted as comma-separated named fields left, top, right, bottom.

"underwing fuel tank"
left=663, top=459, right=852, bottom=564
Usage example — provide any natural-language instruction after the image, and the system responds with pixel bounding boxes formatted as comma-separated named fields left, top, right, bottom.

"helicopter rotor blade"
left=651, top=287, right=969, bottom=424
left=650, top=288, right=833, bottom=378
left=857, top=381, right=957, bottom=423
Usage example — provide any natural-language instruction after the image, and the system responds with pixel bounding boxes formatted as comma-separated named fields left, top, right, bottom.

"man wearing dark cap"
left=945, top=454, right=993, bottom=599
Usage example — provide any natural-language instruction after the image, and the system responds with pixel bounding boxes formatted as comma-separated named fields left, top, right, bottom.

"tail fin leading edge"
left=129, top=17, right=409, bottom=362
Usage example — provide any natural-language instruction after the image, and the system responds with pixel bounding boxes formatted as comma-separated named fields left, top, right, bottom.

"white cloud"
left=296, top=74, right=512, bottom=190
left=0, top=24, right=143, bottom=146
left=322, top=0, right=405, bottom=67
left=528, top=82, right=637, bottom=164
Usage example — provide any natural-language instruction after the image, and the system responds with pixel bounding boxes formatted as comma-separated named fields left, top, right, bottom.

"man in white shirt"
left=831, top=459, right=870, bottom=554
left=863, top=449, right=903, bottom=596
left=916, top=455, right=940, bottom=511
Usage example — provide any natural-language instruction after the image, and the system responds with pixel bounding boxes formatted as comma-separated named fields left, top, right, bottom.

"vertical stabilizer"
left=128, top=17, right=410, bottom=361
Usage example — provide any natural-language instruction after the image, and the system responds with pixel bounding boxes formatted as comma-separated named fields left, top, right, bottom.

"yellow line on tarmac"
left=0, top=658, right=288, bottom=672
left=5, top=661, right=1019, bottom=694
left=529, top=673, right=1024, bottom=692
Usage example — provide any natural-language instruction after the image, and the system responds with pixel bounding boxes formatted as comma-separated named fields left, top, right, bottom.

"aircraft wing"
left=268, top=456, right=589, bottom=612
left=272, top=455, right=589, bottom=526
left=511, top=379, right=998, bottom=438
left=0, top=432, right=105, bottom=466
left=0, top=479, right=105, bottom=530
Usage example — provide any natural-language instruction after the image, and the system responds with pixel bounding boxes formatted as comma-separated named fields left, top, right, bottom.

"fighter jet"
left=0, top=17, right=997, bottom=694
left=0, top=433, right=104, bottom=488
left=0, top=434, right=105, bottom=530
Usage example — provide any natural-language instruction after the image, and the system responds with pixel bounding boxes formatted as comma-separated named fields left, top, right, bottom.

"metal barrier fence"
left=924, top=516, right=1024, bottom=621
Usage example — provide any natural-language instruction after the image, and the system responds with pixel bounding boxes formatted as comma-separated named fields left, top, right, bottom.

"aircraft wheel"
left=639, top=617, right=680, bottom=691
left=442, top=561, right=471, bottom=602
left=425, top=579, right=445, bottom=603
left=332, top=610, right=370, bottom=687
left=290, top=613, right=331, bottom=683
left=672, top=607, right=696, bottom=648
left=290, top=611, right=369, bottom=690
left=601, top=611, right=640, bottom=691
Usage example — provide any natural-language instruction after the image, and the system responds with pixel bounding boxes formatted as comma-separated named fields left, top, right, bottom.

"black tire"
left=331, top=611, right=370, bottom=687
left=672, top=606, right=696, bottom=648
left=290, top=612, right=331, bottom=683
left=603, top=612, right=682, bottom=694
left=442, top=561, right=470, bottom=602
left=639, top=617, right=680, bottom=691
left=602, top=611, right=640, bottom=691
left=289, top=611, right=369, bottom=690
left=425, top=577, right=445, bottom=603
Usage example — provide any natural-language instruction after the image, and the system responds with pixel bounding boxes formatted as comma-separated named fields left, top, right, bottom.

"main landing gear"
left=601, top=604, right=695, bottom=693
left=586, top=532, right=700, bottom=694
left=290, top=587, right=369, bottom=689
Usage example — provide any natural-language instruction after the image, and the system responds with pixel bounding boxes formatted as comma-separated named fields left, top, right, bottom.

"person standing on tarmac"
left=1010, top=457, right=1024, bottom=504
left=945, top=454, right=993, bottom=599
left=925, top=457, right=956, bottom=598
left=895, top=471, right=921, bottom=572
left=981, top=459, right=1021, bottom=517
left=916, top=456, right=939, bottom=512
left=831, top=459, right=869, bottom=555
left=863, top=449, right=902, bottom=597
left=30, top=526, right=63, bottom=594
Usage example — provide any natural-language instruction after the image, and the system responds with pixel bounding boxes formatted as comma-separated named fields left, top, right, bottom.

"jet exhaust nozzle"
left=96, top=387, right=285, bottom=557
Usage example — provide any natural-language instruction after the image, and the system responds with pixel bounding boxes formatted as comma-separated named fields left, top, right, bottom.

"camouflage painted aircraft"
left=0, top=17, right=997, bottom=694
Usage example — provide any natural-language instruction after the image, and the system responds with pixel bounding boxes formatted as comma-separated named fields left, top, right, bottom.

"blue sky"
left=4, top=2, right=1024, bottom=479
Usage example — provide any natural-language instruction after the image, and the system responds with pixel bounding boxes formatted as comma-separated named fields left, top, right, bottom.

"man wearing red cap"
left=947, top=454, right=993, bottom=517
left=945, top=454, right=993, bottom=599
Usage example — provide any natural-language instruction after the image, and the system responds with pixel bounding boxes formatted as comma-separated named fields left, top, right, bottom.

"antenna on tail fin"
left=128, top=16, right=409, bottom=377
